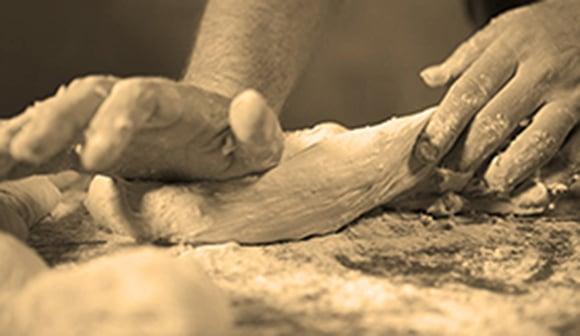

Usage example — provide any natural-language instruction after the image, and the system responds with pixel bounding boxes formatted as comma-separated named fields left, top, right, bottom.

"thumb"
left=228, top=89, right=284, bottom=173
left=420, top=19, right=499, bottom=87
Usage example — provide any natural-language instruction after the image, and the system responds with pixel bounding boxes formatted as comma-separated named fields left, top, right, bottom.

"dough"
left=85, top=106, right=565, bottom=245
left=9, top=247, right=232, bottom=336
left=0, top=232, right=47, bottom=294
left=86, top=109, right=434, bottom=244
left=0, top=233, right=48, bottom=329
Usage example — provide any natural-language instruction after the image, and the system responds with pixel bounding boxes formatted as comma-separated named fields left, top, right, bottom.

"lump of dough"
left=0, top=232, right=48, bottom=331
left=11, top=247, right=232, bottom=336
left=0, top=232, right=48, bottom=294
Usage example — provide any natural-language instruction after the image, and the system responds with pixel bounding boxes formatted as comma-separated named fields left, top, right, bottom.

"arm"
left=184, top=0, right=337, bottom=112
left=0, top=1, right=337, bottom=182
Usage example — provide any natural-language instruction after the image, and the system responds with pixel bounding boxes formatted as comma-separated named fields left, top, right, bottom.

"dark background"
left=0, top=1, right=473, bottom=128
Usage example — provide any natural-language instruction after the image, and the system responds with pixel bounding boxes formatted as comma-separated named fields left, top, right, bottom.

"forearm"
left=183, top=0, right=337, bottom=112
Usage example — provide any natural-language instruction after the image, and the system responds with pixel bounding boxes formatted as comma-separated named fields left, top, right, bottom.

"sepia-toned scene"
left=1, top=1, right=579, bottom=335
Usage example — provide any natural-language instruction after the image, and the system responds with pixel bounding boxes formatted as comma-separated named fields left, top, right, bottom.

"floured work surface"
left=26, top=183, right=580, bottom=336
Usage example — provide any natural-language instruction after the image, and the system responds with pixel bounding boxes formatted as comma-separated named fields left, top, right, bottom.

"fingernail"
left=482, top=172, right=509, bottom=195
left=482, top=169, right=508, bottom=195
left=483, top=155, right=531, bottom=196
left=230, top=90, right=269, bottom=144
left=420, top=66, right=448, bottom=87
left=230, top=90, right=283, bottom=151
left=414, top=137, right=439, bottom=164
left=229, top=90, right=284, bottom=169
left=483, top=179, right=509, bottom=196
left=483, top=166, right=517, bottom=195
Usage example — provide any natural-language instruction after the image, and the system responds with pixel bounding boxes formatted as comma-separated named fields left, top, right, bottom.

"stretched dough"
left=85, top=107, right=554, bottom=245
left=86, top=109, right=433, bottom=244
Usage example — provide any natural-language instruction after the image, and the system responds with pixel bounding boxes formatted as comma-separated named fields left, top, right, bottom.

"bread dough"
left=85, top=107, right=565, bottom=245
left=85, top=109, right=434, bottom=244
left=9, top=247, right=232, bottom=336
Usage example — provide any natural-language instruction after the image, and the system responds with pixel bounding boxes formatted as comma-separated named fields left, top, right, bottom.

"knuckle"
left=547, top=101, right=577, bottom=124
left=112, top=115, right=135, bottom=132
left=424, top=110, right=460, bottom=142
left=515, top=130, right=560, bottom=167
left=113, top=78, right=158, bottom=103
left=69, top=75, right=114, bottom=91
left=473, top=112, right=510, bottom=142
left=545, top=51, right=580, bottom=83
left=66, top=75, right=116, bottom=100
left=529, top=55, right=566, bottom=84
left=537, top=62, right=559, bottom=84
left=495, top=6, right=528, bottom=23
left=488, top=16, right=504, bottom=28
left=465, top=36, right=482, bottom=52
left=531, top=129, right=559, bottom=154
left=449, top=78, right=489, bottom=108
left=516, top=62, right=559, bottom=99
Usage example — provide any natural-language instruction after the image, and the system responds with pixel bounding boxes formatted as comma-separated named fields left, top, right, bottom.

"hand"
left=0, top=76, right=284, bottom=181
left=415, top=0, right=580, bottom=194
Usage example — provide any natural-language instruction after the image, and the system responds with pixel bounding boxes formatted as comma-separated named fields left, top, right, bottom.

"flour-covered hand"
left=415, top=0, right=579, bottom=194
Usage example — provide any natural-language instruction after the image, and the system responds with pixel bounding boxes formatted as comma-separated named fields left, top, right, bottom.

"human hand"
left=415, top=0, right=579, bottom=194
left=0, top=176, right=61, bottom=241
left=0, top=76, right=284, bottom=181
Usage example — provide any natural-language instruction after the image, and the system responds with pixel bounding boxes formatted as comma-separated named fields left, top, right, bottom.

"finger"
left=0, top=108, right=85, bottom=180
left=80, top=78, right=168, bottom=171
left=540, top=121, right=580, bottom=192
left=415, top=39, right=518, bottom=164
left=0, top=113, right=33, bottom=176
left=445, top=61, right=553, bottom=173
left=47, top=170, right=84, bottom=190
left=227, top=90, right=284, bottom=172
left=420, top=18, right=501, bottom=87
left=8, top=76, right=116, bottom=164
left=0, top=112, right=33, bottom=150
left=483, top=99, right=579, bottom=193
left=0, top=176, right=62, bottom=231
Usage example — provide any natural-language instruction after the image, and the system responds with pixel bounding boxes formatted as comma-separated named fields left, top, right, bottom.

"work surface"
left=28, top=186, right=580, bottom=335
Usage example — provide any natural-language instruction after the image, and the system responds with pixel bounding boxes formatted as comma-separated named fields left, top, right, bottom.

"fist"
left=0, top=76, right=284, bottom=181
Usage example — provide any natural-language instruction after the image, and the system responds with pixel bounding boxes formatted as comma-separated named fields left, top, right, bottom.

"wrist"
left=181, top=70, right=241, bottom=102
